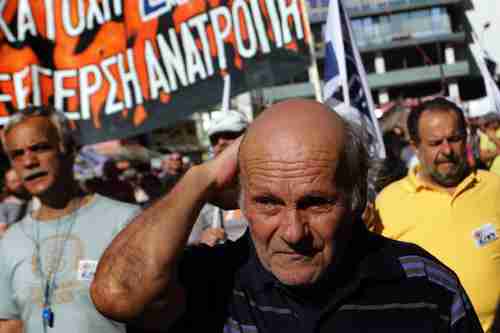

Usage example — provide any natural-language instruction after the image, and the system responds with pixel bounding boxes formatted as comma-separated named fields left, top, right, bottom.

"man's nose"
left=282, top=209, right=308, bottom=244
left=22, top=151, right=39, bottom=168
left=440, top=140, right=452, bottom=155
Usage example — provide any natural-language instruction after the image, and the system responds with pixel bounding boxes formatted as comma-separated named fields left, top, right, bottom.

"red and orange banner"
left=0, top=0, right=310, bottom=144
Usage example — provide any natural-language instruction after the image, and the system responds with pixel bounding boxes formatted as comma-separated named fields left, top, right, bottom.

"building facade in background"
left=152, top=0, right=497, bottom=156
left=262, top=0, right=487, bottom=105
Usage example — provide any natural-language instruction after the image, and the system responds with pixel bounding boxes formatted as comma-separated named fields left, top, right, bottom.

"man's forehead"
left=419, top=110, right=461, bottom=133
left=6, top=116, right=58, bottom=145
left=420, top=108, right=459, bottom=125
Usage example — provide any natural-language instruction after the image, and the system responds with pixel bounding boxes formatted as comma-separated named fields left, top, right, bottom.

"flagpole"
left=323, top=0, right=386, bottom=159
left=300, top=0, right=323, bottom=103
left=211, top=74, right=232, bottom=230
left=222, top=74, right=231, bottom=113
left=471, top=28, right=500, bottom=115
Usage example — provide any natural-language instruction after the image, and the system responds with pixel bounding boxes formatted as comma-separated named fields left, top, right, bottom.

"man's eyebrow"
left=8, top=141, right=53, bottom=153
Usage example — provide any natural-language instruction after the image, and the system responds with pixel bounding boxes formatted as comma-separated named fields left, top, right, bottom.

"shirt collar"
left=239, top=221, right=405, bottom=296
left=406, top=165, right=480, bottom=195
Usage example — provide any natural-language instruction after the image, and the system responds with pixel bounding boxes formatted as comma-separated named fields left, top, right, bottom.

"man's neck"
left=35, top=184, right=87, bottom=221
left=3, top=195, right=25, bottom=205
left=416, top=172, right=459, bottom=195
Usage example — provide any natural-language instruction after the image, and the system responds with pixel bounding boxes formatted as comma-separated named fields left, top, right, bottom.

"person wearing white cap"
left=207, top=110, right=249, bottom=157
left=188, top=110, right=249, bottom=246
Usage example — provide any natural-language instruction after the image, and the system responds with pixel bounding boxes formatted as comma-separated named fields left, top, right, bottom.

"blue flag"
left=323, top=0, right=386, bottom=159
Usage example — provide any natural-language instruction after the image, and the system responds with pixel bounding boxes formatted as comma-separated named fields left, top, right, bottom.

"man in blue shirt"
left=92, top=99, right=482, bottom=333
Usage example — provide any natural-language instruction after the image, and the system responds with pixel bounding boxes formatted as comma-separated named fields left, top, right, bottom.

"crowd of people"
left=0, top=98, right=498, bottom=333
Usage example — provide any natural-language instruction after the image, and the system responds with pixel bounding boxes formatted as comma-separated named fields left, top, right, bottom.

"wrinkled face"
left=241, top=148, right=348, bottom=286
left=415, top=110, right=468, bottom=187
left=4, top=117, right=66, bottom=198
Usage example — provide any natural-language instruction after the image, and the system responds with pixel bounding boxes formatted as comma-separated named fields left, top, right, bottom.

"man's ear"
left=58, top=147, right=70, bottom=158
left=410, top=140, right=418, bottom=154
left=58, top=143, right=75, bottom=159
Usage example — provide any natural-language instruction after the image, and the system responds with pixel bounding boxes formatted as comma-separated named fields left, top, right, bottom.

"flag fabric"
left=323, top=0, right=386, bottom=159
left=471, top=41, right=500, bottom=115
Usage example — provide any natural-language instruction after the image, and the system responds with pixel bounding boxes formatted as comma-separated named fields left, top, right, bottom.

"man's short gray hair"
left=1, top=106, right=75, bottom=156
left=335, top=119, right=370, bottom=216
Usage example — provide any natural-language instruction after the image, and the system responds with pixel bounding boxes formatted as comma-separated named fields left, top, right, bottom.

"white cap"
left=467, top=97, right=496, bottom=118
left=207, top=110, right=249, bottom=137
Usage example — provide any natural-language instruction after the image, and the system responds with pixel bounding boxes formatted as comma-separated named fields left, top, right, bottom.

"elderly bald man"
left=91, top=99, right=482, bottom=333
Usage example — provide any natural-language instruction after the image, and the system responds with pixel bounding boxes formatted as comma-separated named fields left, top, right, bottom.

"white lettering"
left=17, top=0, right=37, bottom=41
left=113, top=0, right=122, bottom=16
left=144, top=40, right=170, bottom=99
left=232, top=0, right=257, bottom=58
left=117, top=49, right=143, bottom=108
left=249, top=0, right=270, bottom=54
left=86, top=0, right=105, bottom=30
left=264, top=0, right=283, bottom=47
left=79, top=65, right=103, bottom=120
left=13, top=67, right=30, bottom=109
left=0, top=74, right=12, bottom=103
left=44, top=0, right=56, bottom=40
left=277, top=0, right=303, bottom=44
left=180, top=23, right=206, bottom=84
left=31, top=65, right=52, bottom=106
left=101, top=0, right=112, bottom=21
left=62, top=0, right=85, bottom=37
left=54, top=69, right=77, bottom=111
left=101, top=56, right=123, bottom=114
left=188, top=13, right=214, bottom=76
left=209, top=7, right=231, bottom=71
left=157, top=31, right=188, bottom=92
left=0, top=1, right=15, bottom=42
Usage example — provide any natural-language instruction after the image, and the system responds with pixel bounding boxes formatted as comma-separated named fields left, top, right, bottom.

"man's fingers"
left=200, top=228, right=226, bottom=246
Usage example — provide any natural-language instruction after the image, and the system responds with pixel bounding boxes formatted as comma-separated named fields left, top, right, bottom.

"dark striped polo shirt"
left=174, top=222, right=483, bottom=333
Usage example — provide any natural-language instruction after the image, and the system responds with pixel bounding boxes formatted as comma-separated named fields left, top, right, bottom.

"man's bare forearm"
left=0, top=319, right=23, bottom=333
left=91, top=164, right=214, bottom=321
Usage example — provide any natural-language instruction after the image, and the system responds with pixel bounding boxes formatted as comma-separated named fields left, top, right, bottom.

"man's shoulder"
left=79, top=194, right=141, bottom=232
left=372, top=234, right=461, bottom=287
left=0, top=217, right=33, bottom=258
left=88, top=194, right=141, bottom=215
left=376, top=176, right=413, bottom=203
left=179, top=234, right=250, bottom=293
left=476, top=169, right=500, bottom=187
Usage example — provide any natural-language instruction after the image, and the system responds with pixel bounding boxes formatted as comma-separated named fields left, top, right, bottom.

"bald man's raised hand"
left=202, top=136, right=242, bottom=210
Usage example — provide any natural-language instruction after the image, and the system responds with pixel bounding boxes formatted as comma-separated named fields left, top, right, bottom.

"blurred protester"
left=188, top=110, right=249, bottom=246
left=478, top=114, right=500, bottom=175
left=0, top=169, right=31, bottom=235
left=84, top=159, right=136, bottom=204
left=158, top=152, right=191, bottom=193
left=375, top=97, right=500, bottom=332
left=0, top=106, right=140, bottom=333
left=91, top=99, right=482, bottom=333
left=467, top=116, right=488, bottom=170
left=135, top=172, right=164, bottom=205
left=374, top=131, right=408, bottom=193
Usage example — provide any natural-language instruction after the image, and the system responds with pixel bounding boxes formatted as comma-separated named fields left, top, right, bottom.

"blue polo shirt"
left=172, top=222, right=482, bottom=333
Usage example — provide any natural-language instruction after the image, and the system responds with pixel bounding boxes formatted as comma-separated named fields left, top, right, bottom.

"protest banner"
left=0, top=0, right=310, bottom=144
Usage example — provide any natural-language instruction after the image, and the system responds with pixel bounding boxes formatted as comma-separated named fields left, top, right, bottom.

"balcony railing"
left=344, top=0, right=463, bottom=17
left=349, top=7, right=452, bottom=47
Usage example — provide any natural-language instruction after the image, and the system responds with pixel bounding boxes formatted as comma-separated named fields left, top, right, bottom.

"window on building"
left=351, top=6, right=452, bottom=47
